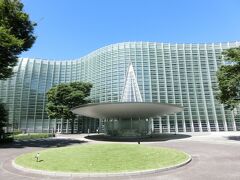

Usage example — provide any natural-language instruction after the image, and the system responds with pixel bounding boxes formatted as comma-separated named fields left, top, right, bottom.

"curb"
left=12, top=154, right=192, bottom=177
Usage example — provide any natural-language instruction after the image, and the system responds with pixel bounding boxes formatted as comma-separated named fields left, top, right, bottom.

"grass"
left=15, top=143, right=189, bottom=173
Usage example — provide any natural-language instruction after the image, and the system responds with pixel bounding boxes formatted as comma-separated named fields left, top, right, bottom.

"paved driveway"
left=0, top=133, right=240, bottom=180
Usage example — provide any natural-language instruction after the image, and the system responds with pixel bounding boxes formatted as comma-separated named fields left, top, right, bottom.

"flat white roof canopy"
left=72, top=102, right=183, bottom=119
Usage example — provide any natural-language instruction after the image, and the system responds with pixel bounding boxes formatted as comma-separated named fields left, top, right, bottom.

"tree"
left=0, top=102, right=8, bottom=138
left=216, top=46, right=240, bottom=110
left=46, top=82, right=92, bottom=134
left=0, top=0, right=36, bottom=79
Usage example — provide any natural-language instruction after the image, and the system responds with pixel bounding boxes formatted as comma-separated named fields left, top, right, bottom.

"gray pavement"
left=0, top=132, right=240, bottom=180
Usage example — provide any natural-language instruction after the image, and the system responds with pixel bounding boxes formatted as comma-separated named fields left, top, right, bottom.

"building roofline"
left=20, top=41, right=240, bottom=62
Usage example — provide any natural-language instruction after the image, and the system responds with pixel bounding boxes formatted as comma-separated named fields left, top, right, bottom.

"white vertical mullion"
left=94, top=58, right=97, bottom=102
left=41, top=61, right=49, bottom=133
left=58, top=62, right=62, bottom=132
left=104, top=50, right=106, bottom=102
left=77, top=61, right=80, bottom=82
left=51, top=62, right=56, bottom=86
left=169, top=44, right=178, bottom=133
left=205, top=44, right=219, bottom=131
left=154, top=43, right=161, bottom=133
left=161, top=43, right=170, bottom=133
left=231, top=110, right=237, bottom=131
left=133, top=44, right=137, bottom=102
left=134, top=42, right=137, bottom=83
left=110, top=46, right=113, bottom=102
left=33, top=60, right=42, bottom=132
left=197, top=45, right=211, bottom=132
left=154, top=43, right=160, bottom=102
left=176, top=44, right=186, bottom=132
left=65, top=61, right=67, bottom=83
left=117, top=44, right=120, bottom=102
left=25, top=59, right=34, bottom=132
left=18, top=58, right=26, bottom=130
left=159, top=117, right=162, bottom=133
left=99, top=52, right=102, bottom=101
left=212, top=43, right=224, bottom=131
left=190, top=44, right=202, bottom=132
left=147, top=42, right=152, bottom=102
left=183, top=45, right=194, bottom=132
left=50, top=62, right=56, bottom=132
left=218, top=43, right=228, bottom=131
left=141, top=42, right=145, bottom=101
left=70, top=60, right=73, bottom=82
left=52, top=62, right=57, bottom=132
left=133, top=42, right=137, bottom=101
left=65, top=62, right=68, bottom=132
left=58, top=61, right=61, bottom=83
left=12, top=59, right=22, bottom=131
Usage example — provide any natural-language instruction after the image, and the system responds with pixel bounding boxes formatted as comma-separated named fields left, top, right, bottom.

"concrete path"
left=0, top=132, right=240, bottom=180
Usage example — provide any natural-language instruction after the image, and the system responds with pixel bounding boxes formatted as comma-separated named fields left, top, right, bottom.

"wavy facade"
left=0, top=42, right=240, bottom=133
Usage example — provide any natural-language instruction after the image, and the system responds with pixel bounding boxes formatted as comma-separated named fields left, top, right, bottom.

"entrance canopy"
left=72, top=102, right=183, bottom=119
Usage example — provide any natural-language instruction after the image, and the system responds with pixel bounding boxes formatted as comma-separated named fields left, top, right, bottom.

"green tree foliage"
left=0, top=0, right=36, bottom=79
left=0, top=102, right=8, bottom=137
left=216, top=47, right=240, bottom=110
left=46, top=82, right=92, bottom=134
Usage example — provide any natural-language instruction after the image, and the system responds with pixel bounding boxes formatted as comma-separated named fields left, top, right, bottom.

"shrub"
left=12, top=130, right=22, bottom=135
left=13, top=133, right=55, bottom=141
left=0, top=132, right=14, bottom=144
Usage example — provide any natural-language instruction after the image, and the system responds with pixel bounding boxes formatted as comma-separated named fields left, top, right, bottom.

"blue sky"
left=21, top=0, right=240, bottom=60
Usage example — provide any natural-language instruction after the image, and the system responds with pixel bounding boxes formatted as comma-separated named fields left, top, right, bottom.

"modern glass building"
left=0, top=41, right=240, bottom=134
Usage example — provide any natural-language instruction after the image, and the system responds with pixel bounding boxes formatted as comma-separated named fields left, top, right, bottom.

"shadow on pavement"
left=0, top=138, right=86, bottom=149
left=226, top=136, right=240, bottom=141
left=85, top=134, right=191, bottom=142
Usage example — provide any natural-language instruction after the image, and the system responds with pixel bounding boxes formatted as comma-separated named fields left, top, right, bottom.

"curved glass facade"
left=0, top=41, right=240, bottom=133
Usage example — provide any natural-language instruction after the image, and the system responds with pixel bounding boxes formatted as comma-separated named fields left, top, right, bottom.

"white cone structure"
left=121, top=64, right=143, bottom=102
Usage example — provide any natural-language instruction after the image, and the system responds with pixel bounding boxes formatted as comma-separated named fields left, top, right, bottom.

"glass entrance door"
left=56, top=123, right=61, bottom=133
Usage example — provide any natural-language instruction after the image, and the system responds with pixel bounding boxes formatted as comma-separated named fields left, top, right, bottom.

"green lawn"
left=15, top=143, right=189, bottom=173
